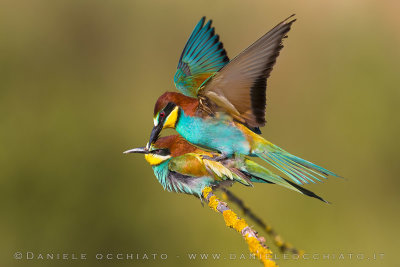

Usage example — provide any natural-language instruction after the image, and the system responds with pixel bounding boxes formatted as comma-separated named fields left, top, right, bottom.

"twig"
left=202, top=186, right=278, bottom=267
left=221, top=188, right=304, bottom=255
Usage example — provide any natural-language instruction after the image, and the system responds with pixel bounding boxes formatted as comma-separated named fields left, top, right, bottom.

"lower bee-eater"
left=125, top=135, right=328, bottom=202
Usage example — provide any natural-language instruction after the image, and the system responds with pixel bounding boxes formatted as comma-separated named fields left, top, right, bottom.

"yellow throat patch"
left=144, top=153, right=171, bottom=166
left=163, top=106, right=179, bottom=129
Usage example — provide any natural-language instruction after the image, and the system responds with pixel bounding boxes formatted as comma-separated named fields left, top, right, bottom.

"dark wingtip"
left=282, top=178, right=330, bottom=204
left=314, top=194, right=331, bottom=204
left=248, top=15, right=297, bottom=127
left=285, top=14, right=296, bottom=22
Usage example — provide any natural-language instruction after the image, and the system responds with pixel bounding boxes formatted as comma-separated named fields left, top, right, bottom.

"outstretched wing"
left=174, top=17, right=229, bottom=97
left=198, top=15, right=296, bottom=128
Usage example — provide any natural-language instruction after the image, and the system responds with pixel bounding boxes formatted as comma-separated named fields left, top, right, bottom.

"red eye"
left=160, top=111, right=165, bottom=118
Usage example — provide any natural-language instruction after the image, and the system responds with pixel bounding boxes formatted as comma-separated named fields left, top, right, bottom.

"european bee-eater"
left=147, top=15, right=340, bottom=186
left=125, top=135, right=327, bottom=202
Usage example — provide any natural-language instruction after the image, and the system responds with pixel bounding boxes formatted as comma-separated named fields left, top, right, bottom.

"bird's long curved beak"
left=148, top=124, right=162, bottom=149
left=123, top=147, right=149, bottom=154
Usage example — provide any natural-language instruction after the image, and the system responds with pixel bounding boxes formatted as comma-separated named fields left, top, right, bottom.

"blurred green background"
left=1, top=0, right=399, bottom=266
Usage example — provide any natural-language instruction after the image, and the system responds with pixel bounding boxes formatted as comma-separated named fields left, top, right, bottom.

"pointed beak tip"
left=123, top=147, right=149, bottom=154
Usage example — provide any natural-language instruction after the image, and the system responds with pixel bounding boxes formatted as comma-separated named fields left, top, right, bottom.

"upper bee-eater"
left=147, top=15, right=341, bottom=186
left=124, top=135, right=327, bottom=202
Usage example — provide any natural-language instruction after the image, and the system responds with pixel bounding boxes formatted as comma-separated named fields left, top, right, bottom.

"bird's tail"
left=254, top=141, right=341, bottom=185
left=242, top=158, right=328, bottom=203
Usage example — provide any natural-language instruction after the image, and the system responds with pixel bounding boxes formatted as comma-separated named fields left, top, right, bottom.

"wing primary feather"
left=178, top=17, right=206, bottom=65
left=267, top=152, right=310, bottom=184
left=257, top=152, right=302, bottom=184
left=189, top=27, right=215, bottom=61
left=200, top=15, right=296, bottom=127
left=282, top=178, right=330, bottom=203
left=186, top=21, right=213, bottom=60
left=191, top=35, right=220, bottom=64
left=279, top=155, right=326, bottom=180
left=174, top=17, right=229, bottom=97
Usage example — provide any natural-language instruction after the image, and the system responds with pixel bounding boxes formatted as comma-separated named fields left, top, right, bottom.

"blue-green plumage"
left=174, top=17, right=229, bottom=97
left=175, top=110, right=250, bottom=156
left=151, top=160, right=215, bottom=197
left=151, top=160, right=170, bottom=190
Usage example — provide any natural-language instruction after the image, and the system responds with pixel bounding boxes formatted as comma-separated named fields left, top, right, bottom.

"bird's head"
left=123, top=143, right=171, bottom=166
left=149, top=102, right=180, bottom=148
left=124, top=135, right=197, bottom=166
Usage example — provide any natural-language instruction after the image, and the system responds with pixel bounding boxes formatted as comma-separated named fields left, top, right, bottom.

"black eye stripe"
left=152, top=148, right=170, bottom=156
left=161, top=102, right=177, bottom=117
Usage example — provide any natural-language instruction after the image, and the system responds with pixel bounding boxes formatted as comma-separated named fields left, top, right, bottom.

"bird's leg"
left=201, top=153, right=228, bottom=162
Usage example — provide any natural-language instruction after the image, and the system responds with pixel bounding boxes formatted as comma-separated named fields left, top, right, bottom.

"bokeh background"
left=1, top=0, right=399, bottom=266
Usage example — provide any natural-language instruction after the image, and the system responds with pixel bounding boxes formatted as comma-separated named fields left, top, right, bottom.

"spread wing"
left=174, top=17, right=229, bottom=97
left=198, top=15, right=296, bottom=128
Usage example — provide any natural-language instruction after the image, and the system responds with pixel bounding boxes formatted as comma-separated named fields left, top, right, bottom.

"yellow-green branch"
left=202, top=186, right=278, bottom=267
left=221, top=188, right=304, bottom=255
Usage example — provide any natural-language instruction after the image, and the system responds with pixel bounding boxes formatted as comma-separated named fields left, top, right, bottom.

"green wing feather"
left=174, top=17, right=229, bottom=97
left=242, top=158, right=329, bottom=203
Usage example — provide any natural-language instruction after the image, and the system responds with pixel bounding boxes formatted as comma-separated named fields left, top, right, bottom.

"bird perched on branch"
left=124, top=135, right=328, bottom=202
left=148, top=15, right=340, bottom=186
